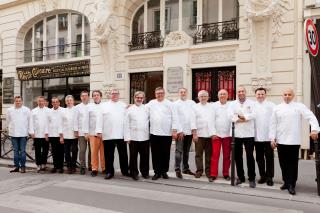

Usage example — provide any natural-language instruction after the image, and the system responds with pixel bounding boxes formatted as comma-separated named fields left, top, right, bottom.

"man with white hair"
left=193, top=90, right=214, bottom=180
left=228, top=87, right=256, bottom=188
left=270, top=89, right=319, bottom=195
left=174, top=88, right=197, bottom=179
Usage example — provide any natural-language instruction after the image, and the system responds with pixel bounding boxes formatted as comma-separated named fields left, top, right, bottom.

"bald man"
left=270, top=89, right=319, bottom=195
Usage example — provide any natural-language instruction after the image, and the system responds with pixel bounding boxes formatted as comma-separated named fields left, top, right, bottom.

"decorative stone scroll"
left=128, top=57, right=163, bottom=69
left=191, top=50, right=236, bottom=64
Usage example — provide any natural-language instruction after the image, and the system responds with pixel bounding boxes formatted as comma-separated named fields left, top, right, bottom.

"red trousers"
left=210, top=137, right=232, bottom=177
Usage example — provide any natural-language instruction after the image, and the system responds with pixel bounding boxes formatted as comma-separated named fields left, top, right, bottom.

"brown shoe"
left=182, top=170, right=195, bottom=176
left=194, top=172, right=202, bottom=178
left=175, top=171, right=183, bottom=179
left=20, top=167, right=26, bottom=173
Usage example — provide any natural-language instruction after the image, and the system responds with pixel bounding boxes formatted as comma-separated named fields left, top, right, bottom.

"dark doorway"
left=192, top=67, right=236, bottom=102
left=130, top=71, right=163, bottom=103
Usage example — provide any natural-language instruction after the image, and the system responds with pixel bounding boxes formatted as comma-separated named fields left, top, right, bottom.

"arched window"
left=23, top=12, right=90, bottom=63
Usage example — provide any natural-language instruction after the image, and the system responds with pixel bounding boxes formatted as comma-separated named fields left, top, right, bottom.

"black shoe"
left=122, top=172, right=131, bottom=177
left=266, top=178, right=274, bottom=186
left=20, top=167, right=26, bottom=173
left=182, top=170, right=195, bottom=175
left=132, top=175, right=139, bottom=181
left=162, top=173, right=169, bottom=179
left=208, top=176, right=216, bottom=182
left=280, top=183, right=288, bottom=190
left=288, top=185, right=296, bottom=195
left=50, top=168, right=57, bottom=173
left=152, top=174, right=161, bottom=180
left=142, top=175, right=150, bottom=179
left=67, top=168, right=73, bottom=174
left=236, top=178, right=245, bottom=185
left=224, top=176, right=231, bottom=181
left=194, top=172, right=202, bottom=178
left=175, top=171, right=183, bottom=179
left=258, top=177, right=266, bottom=184
left=10, top=167, right=19, bottom=173
left=80, top=168, right=86, bottom=175
left=88, top=167, right=92, bottom=171
left=58, top=169, right=64, bottom=174
left=104, top=173, right=114, bottom=179
left=249, top=180, right=256, bottom=188
left=91, top=171, right=98, bottom=177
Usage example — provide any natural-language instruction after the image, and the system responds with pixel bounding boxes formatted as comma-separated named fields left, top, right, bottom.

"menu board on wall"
left=2, top=77, right=14, bottom=104
left=17, top=60, right=90, bottom=81
left=167, top=66, right=183, bottom=93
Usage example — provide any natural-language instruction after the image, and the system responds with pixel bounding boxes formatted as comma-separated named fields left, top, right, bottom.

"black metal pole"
left=314, top=139, right=320, bottom=196
left=231, top=122, right=235, bottom=186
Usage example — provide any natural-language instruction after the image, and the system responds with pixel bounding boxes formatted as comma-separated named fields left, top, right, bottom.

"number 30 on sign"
left=305, top=18, right=319, bottom=57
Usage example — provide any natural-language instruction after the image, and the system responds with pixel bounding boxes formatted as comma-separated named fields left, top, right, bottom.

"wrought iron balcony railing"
left=193, top=19, right=239, bottom=44
left=128, top=31, right=163, bottom=51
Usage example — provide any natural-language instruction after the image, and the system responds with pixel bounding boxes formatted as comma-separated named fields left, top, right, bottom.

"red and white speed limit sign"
left=305, top=18, right=319, bottom=57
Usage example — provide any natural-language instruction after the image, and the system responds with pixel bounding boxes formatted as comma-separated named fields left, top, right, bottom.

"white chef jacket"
left=124, top=104, right=149, bottom=142
left=83, top=102, right=105, bottom=136
left=253, top=100, right=276, bottom=142
left=62, top=106, right=77, bottom=139
left=211, top=101, right=231, bottom=138
left=146, top=99, right=179, bottom=136
left=73, top=102, right=89, bottom=137
left=269, top=101, right=319, bottom=145
left=228, top=99, right=256, bottom=138
left=6, top=106, right=31, bottom=137
left=29, top=106, right=49, bottom=138
left=96, top=100, right=127, bottom=140
left=174, top=99, right=197, bottom=135
left=193, top=102, right=214, bottom=138
left=47, top=107, right=64, bottom=138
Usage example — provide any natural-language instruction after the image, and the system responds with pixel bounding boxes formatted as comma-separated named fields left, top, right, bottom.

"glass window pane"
left=165, top=0, right=179, bottom=34
left=43, top=78, right=66, bottom=91
left=24, top=28, right=33, bottom=63
left=58, top=13, right=68, bottom=59
left=46, top=15, right=56, bottom=60
left=68, top=76, right=90, bottom=105
left=34, top=21, right=43, bottom=62
left=22, top=80, right=42, bottom=109
left=222, top=0, right=238, bottom=21
left=84, top=16, right=90, bottom=56
left=71, top=13, right=83, bottom=57
left=147, top=0, right=160, bottom=32
left=182, top=0, right=197, bottom=36
left=132, top=6, right=144, bottom=34
left=202, top=0, right=219, bottom=24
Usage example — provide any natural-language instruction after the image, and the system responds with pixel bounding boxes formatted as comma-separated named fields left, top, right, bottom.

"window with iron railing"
left=22, top=12, right=90, bottom=63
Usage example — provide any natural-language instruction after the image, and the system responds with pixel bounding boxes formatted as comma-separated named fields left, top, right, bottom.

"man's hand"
left=172, top=130, right=178, bottom=141
left=97, top=133, right=102, bottom=139
left=45, top=134, right=49, bottom=142
left=310, top=131, right=318, bottom=141
left=192, top=134, right=198, bottom=143
left=84, top=133, right=89, bottom=140
left=271, top=140, right=277, bottom=149
left=74, top=131, right=79, bottom=138
left=30, top=134, right=35, bottom=139
left=126, top=140, right=131, bottom=145
left=59, top=136, right=64, bottom=144
left=212, top=135, right=219, bottom=140
left=177, top=133, right=184, bottom=141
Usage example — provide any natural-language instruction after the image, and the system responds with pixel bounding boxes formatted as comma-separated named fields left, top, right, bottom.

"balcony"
left=128, top=31, right=164, bottom=52
left=193, top=19, right=239, bottom=44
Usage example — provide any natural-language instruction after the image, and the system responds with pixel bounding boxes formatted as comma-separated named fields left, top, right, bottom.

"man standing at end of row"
left=270, top=89, right=319, bottom=195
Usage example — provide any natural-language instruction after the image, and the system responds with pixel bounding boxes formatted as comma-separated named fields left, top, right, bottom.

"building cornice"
left=0, top=0, right=35, bottom=10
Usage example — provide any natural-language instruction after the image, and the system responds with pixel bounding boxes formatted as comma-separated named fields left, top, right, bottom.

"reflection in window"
left=202, top=0, right=219, bottom=24
left=222, top=0, right=238, bottom=21
left=147, top=0, right=160, bottom=32
left=71, top=13, right=83, bottom=57
left=84, top=17, right=90, bottom=56
left=34, top=21, right=43, bottom=61
left=22, top=80, right=42, bottom=109
left=58, top=14, right=68, bottom=59
left=24, top=29, right=33, bottom=63
left=183, top=0, right=197, bottom=36
left=132, top=6, right=144, bottom=34
left=46, top=16, right=56, bottom=60
left=165, top=0, right=179, bottom=34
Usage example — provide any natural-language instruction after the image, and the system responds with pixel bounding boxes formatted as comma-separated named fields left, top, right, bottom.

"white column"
left=55, top=14, right=58, bottom=60
left=160, top=0, right=166, bottom=37
left=144, top=0, right=148, bottom=33
left=197, top=0, right=202, bottom=25
left=179, top=0, right=183, bottom=31
left=32, top=24, right=35, bottom=62
left=43, top=18, right=47, bottom=61
left=218, top=0, right=223, bottom=22
left=81, top=15, right=85, bottom=57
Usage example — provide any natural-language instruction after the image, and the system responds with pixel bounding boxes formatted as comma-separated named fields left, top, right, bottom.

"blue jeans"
left=11, top=137, right=27, bottom=168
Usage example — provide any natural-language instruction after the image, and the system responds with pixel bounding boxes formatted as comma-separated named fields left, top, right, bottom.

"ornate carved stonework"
left=40, top=0, right=58, bottom=12
left=251, top=75, right=273, bottom=91
left=164, top=31, right=193, bottom=48
left=191, top=51, right=236, bottom=64
left=129, top=57, right=163, bottom=69
left=245, top=0, right=290, bottom=43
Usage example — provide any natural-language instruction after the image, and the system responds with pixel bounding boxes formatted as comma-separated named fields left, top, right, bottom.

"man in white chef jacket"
left=147, top=87, right=179, bottom=180
left=210, top=89, right=232, bottom=181
left=270, top=89, right=319, bottom=195
left=228, top=87, right=256, bottom=188
left=6, top=96, right=31, bottom=173
left=96, top=89, right=129, bottom=179
left=74, top=90, right=91, bottom=175
left=253, top=87, right=276, bottom=186
left=193, top=90, right=214, bottom=180
left=47, top=97, right=64, bottom=173
left=174, top=88, right=197, bottom=179
left=29, top=96, right=49, bottom=172
left=62, top=95, right=78, bottom=174
left=84, top=90, right=105, bottom=177
left=124, top=91, right=150, bottom=180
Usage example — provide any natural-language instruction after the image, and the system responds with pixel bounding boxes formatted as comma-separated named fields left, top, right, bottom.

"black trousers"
left=129, top=140, right=150, bottom=176
left=34, top=138, right=49, bottom=166
left=254, top=141, right=274, bottom=179
left=104, top=139, right=129, bottom=175
left=234, top=137, right=256, bottom=181
left=64, top=139, right=78, bottom=169
left=150, top=134, right=172, bottom=175
left=50, top=137, right=64, bottom=169
left=277, top=144, right=300, bottom=187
